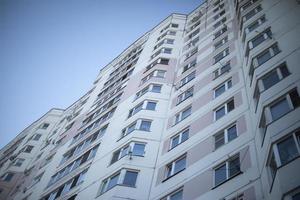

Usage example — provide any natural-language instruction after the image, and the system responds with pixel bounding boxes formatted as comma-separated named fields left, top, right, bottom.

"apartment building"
left=1, top=0, right=299, bottom=200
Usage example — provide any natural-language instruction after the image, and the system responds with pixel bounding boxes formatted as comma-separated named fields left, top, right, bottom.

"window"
left=257, top=63, right=290, bottom=93
left=139, top=120, right=152, bottom=131
left=214, top=10, right=225, bottom=21
left=277, top=136, right=298, bottom=165
left=186, top=36, right=199, bottom=50
left=250, top=44, right=280, bottom=80
left=128, top=100, right=157, bottom=118
left=260, top=89, right=300, bottom=140
left=165, top=155, right=186, bottom=179
left=100, top=169, right=139, bottom=194
left=1, top=172, right=14, bottom=182
left=41, top=123, right=50, bottom=129
left=150, top=47, right=172, bottom=59
left=161, top=188, right=183, bottom=200
left=187, top=28, right=200, bottom=39
left=213, top=3, right=224, bottom=13
left=111, top=142, right=146, bottom=164
left=214, top=10, right=226, bottom=21
left=214, top=155, right=240, bottom=186
left=243, top=5, right=262, bottom=22
left=135, top=84, right=162, bottom=99
left=214, top=36, right=228, bottom=49
left=48, top=145, right=98, bottom=187
left=44, top=170, right=87, bottom=200
left=248, top=28, right=272, bottom=50
left=170, top=128, right=189, bottom=149
left=185, top=47, right=198, bottom=60
left=228, top=194, right=244, bottom=200
left=13, top=158, right=25, bottom=167
left=31, top=172, right=44, bottom=186
left=23, top=145, right=34, bottom=153
left=267, top=130, right=300, bottom=181
left=179, top=71, right=195, bottom=88
left=270, top=91, right=298, bottom=121
left=244, top=15, right=266, bottom=35
left=214, top=61, right=231, bottom=79
left=154, top=39, right=174, bottom=50
left=214, top=48, right=229, bottom=64
left=214, top=124, right=237, bottom=149
left=177, top=87, right=193, bottom=105
left=121, top=119, right=152, bottom=138
left=214, top=79, right=232, bottom=98
left=214, top=26, right=227, bottom=39
left=145, top=57, right=169, bottom=72
left=33, top=134, right=42, bottom=141
left=141, top=70, right=166, bottom=85
left=123, top=171, right=138, bottom=187
left=240, top=0, right=258, bottom=12
left=175, top=106, right=192, bottom=124
left=171, top=23, right=179, bottom=28
left=215, top=98, right=235, bottom=120
left=182, top=59, right=196, bottom=74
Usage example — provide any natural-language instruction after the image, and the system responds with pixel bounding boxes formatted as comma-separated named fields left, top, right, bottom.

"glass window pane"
left=170, top=190, right=183, bottom=200
left=280, top=64, right=290, bottom=78
left=132, top=144, right=145, bottom=156
left=216, top=106, right=225, bottom=120
left=270, top=98, right=290, bottom=121
left=140, top=120, right=151, bottom=131
left=227, top=100, right=235, bottom=112
left=146, top=102, right=156, bottom=110
left=100, top=180, right=108, bottom=194
left=215, top=84, right=226, bottom=97
left=229, top=157, right=240, bottom=177
left=174, top=157, right=186, bottom=174
left=107, top=174, right=119, bottom=190
left=121, top=146, right=130, bottom=158
left=290, top=90, right=300, bottom=108
left=215, top=132, right=225, bottom=149
left=227, top=125, right=237, bottom=142
left=123, top=171, right=138, bottom=187
left=262, top=70, right=279, bottom=90
left=252, top=34, right=265, bottom=48
left=171, top=135, right=180, bottom=149
left=182, top=107, right=191, bottom=119
left=269, top=152, right=277, bottom=179
left=277, top=136, right=298, bottom=165
left=215, top=164, right=226, bottom=185
left=227, top=80, right=232, bottom=88
left=181, top=129, right=189, bottom=142
left=152, top=85, right=161, bottom=93
left=257, top=50, right=271, bottom=66
left=111, top=150, right=120, bottom=164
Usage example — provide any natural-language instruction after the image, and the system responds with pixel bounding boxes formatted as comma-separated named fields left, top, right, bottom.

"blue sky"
left=0, top=0, right=202, bottom=148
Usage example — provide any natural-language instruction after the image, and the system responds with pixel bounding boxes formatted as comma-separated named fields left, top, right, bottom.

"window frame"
left=213, top=154, right=241, bottom=187
left=214, top=78, right=232, bottom=98
left=99, top=169, right=139, bottom=195
left=164, top=154, right=187, bottom=180
left=214, top=98, right=235, bottom=121
left=174, top=106, right=192, bottom=125
left=170, top=127, right=189, bottom=150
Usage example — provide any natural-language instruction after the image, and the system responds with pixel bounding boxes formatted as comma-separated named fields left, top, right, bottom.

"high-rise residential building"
left=1, top=0, right=300, bottom=199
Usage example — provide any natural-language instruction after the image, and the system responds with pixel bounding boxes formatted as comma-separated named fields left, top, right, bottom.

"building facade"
left=1, top=0, right=300, bottom=199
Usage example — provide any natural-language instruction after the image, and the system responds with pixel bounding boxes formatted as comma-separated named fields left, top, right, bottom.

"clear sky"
left=0, top=0, right=202, bottom=149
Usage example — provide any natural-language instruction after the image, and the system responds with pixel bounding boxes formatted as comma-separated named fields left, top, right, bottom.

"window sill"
left=211, top=171, right=243, bottom=190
